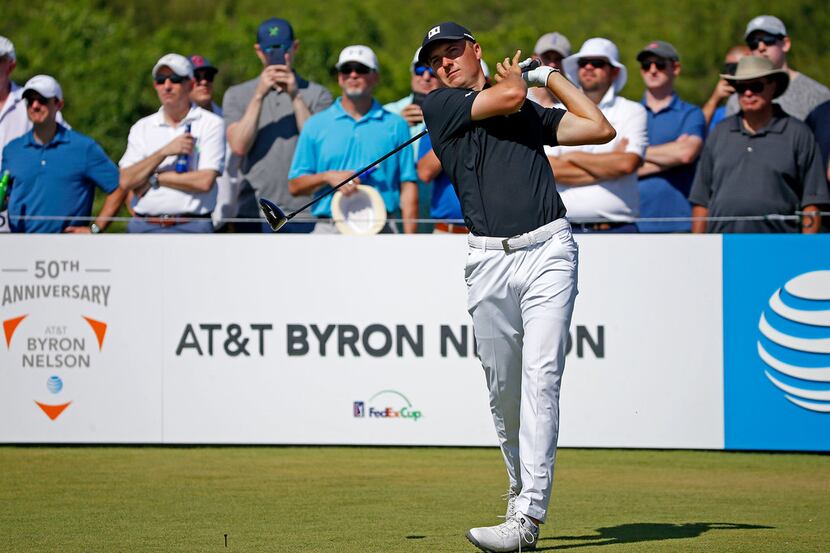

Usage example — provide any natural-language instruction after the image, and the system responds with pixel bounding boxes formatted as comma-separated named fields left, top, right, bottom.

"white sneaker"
left=466, top=513, right=539, bottom=552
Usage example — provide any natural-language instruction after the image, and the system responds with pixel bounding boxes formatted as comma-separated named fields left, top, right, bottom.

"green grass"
left=2, top=447, right=828, bottom=552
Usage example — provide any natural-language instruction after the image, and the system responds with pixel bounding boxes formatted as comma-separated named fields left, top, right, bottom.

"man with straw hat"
left=690, top=56, right=829, bottom=233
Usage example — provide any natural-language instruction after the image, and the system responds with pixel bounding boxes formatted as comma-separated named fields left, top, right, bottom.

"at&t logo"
left=757, top=271, right=830, bottom=413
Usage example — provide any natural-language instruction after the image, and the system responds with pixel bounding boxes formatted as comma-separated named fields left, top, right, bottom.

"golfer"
left=419, top=23, right=614, bottom=552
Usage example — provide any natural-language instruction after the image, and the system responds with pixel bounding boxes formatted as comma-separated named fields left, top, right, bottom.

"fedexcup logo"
left=757, top=270, right=830, bottom=413
left=353, top=390, right=423, bottom=421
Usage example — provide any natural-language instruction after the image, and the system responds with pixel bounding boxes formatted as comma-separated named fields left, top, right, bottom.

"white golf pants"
left=465, top=218, right=578, bottom=523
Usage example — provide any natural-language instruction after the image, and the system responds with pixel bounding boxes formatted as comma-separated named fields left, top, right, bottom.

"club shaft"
left=286, top=129, right=429, bottom=220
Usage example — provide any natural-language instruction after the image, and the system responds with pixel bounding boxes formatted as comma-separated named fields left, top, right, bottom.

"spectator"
left=119, top=53, right=225, bottom=233
left=385, top=48, right=442, bottom=232
left=805, top=100, right=830, bottom=232
left=189, top=55, right=221, bottom=114
left=635, top=41, right=706, bottom=233
left=527, top=32, right=571, bottom=108
left=0, top=36, right=66, bottom=232
left=190, top=54, right=240, bottom=232
left=702, top=45, right=750, bottom=131
left=288, top=45, right=418, bottom=234
left=726, top=15, right=830, bottom=121
left=223, top=17, right=333, bottom=233
left=549, top=38, right=647, bottom=232
left=3, top=75, right=125, bottom=233
left=690, top=56, right=828, bottom=234
left=384, top=48, right=440, bottom=145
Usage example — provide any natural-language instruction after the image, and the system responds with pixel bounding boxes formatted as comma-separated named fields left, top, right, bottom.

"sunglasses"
left=154, top=74, right=189, bottom=85
left=640, top=59, right=668, bottom=71
left=577, top=58, right=609, bottom=69
left=733, top=80, right=767, bottom=94
left=721, top=62, right=738, bottom=75
left=194, top=70, right=215, bottom=83
left=24, top=93, right=53, bottom=105
left=747, top=33, right=782, bottom=50
left=414, top=65, right=435, bottom=77
left=339, top=63, right=372, bottom=75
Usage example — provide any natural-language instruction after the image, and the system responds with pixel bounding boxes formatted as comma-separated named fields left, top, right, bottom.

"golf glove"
left=519, top=58, right=555, bottom=87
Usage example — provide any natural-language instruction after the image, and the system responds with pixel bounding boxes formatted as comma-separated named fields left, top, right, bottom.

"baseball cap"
left=0, top=36, right=15, bottom=61
left=745, top=15, right=788, bottom=38
left=189, top=55, right=218, bottom=75
left=336, top=45, right=379, bottom=72
left=418, top=22, right=476, bottom=64
left=257, top=18, right=294, bottom=49
left=534, top=32, right=571, bottom=58
left=636, top=40, right=679, bottom=62
left=22, top=75, right=63, bottom=101
left=152, top=53, right=194, bottom=79
left=563, top=38, right=628, bottom=94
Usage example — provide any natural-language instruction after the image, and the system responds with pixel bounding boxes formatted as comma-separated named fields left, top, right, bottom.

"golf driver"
left=259, top=129, right=428, bottom=232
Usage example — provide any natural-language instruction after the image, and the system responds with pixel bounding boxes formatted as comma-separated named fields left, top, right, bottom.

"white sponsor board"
left=0, top=235, right=724, bottom=448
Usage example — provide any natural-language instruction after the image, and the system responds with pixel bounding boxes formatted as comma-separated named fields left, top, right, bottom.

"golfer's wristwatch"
left=148, top=173, right=160, bottom=189
left=90, top=223, right=101, bottom=234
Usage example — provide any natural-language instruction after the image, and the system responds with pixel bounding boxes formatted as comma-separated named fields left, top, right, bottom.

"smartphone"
left=267, top=47, right=286, bottom=66
left=412, top=92, right=427, bottom=107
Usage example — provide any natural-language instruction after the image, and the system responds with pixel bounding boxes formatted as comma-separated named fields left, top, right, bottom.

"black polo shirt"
left=423, top=87, right=567, bottom=237
left=689, top=105, right=830, bottom=233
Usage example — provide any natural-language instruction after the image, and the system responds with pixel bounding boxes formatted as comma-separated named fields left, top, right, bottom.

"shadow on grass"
left=536, top=522, right=773, bottom=550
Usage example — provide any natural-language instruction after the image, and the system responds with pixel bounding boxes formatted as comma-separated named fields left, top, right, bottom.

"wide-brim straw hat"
left=721, top=56, right=789, bottom=98
left=331, top=185, right=387, bottom=235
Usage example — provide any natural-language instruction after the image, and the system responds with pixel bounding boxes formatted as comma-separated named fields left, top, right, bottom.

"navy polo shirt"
left=637, top=93, right=706, bottom=232
left=2, top=125, right=118, bottom=233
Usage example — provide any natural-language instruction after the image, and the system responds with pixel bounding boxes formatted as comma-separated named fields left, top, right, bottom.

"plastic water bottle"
left=0, top=170, right=10, bottom=210
left=175, top=122, right=192, bottom=173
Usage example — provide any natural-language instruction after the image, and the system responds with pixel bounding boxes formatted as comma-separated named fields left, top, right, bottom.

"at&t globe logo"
left=757, top=271, right=830, bottom=413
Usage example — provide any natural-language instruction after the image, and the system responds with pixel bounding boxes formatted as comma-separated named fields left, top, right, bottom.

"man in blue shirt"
left=635, top=41, right=706, bottom=232
left=3, top=75, right=124, bottom=233
left=288, top=45, right=418, bottom=233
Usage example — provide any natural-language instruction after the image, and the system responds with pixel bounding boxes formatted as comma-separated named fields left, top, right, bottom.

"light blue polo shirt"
left=288, top=98, right=417, bottom=218
left=3, top=125, right=119, bottom=233
left=638, top=93, right=706, bottom=233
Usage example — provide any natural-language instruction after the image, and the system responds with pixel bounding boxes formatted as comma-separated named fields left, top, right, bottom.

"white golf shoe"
left=466, top=512, right=539, bottom=552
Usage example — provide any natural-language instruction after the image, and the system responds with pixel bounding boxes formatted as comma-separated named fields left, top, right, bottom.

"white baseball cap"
left=22, top=75, right=63, bottom=100
left=563, top=37, right=628, bottom=94
left=745, top=15, right=788, bottom=38
left=534, top=32, right=571, bottom=57
left=331, top=185, right=387, bottom=235
left=0, top=36, right=15, bottom=61
left=152, top=53, right=194, bottom=79
left=336, top=45, right=379, bottom=72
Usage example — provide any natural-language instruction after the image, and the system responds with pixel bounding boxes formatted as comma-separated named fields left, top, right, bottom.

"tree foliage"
left=3, top=0, right=829, bottom=163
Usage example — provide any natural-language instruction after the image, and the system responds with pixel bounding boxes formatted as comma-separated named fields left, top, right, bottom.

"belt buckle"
left=501, top=237, right=512, bottom=253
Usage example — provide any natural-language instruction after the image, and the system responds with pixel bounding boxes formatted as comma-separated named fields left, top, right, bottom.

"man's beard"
left=344, top=87, right=370, bottom=101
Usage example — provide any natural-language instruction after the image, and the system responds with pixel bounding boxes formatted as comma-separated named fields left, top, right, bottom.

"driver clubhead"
left=259, top=198, right=289, bottom=232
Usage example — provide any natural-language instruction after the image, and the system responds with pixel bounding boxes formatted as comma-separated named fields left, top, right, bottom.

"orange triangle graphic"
left=82, top=316, right=107, bottom=350
left=35, top=401, right=72, bottom=421
left=3, top=315, right=27, bottom=348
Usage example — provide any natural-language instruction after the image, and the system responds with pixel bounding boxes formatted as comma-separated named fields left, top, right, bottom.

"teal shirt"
left=288, top=98, right=417, bottom=218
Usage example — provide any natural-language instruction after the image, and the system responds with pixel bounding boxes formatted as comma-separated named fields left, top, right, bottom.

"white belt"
left=467, top=218, right=571, bottom=253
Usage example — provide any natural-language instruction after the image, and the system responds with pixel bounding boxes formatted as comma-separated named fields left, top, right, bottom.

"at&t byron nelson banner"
left=1, top=234, right=827, bottom=450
